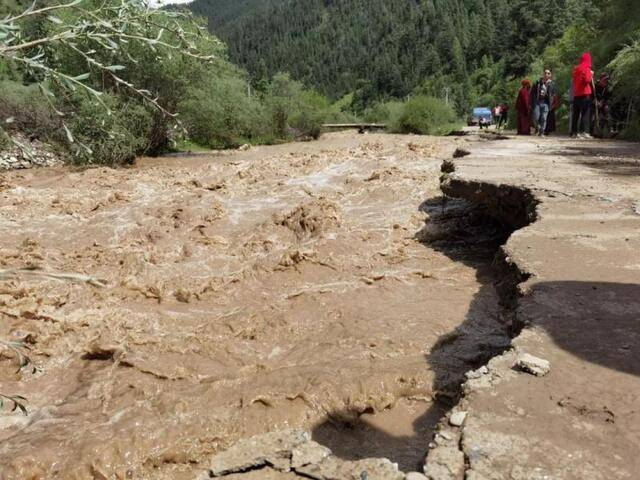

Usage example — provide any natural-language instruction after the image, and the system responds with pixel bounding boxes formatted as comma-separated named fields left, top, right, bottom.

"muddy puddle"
left=0, top=132, right=508, bottom=478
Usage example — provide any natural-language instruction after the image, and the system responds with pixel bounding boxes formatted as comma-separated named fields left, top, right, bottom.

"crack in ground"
left=420, top=156, right=540, bottom=478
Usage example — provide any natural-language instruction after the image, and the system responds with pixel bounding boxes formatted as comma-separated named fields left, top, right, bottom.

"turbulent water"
left=0, top=132, right=505, bottom=479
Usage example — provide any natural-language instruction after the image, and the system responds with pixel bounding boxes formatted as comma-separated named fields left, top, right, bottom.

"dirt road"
left=437, top=134, right=640, bottom=480
left=0, top=132, right=507, bottom=478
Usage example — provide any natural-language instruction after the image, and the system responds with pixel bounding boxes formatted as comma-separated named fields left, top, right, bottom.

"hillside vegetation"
left=191, top=0, right=640, bottom=135
left=190, top=0, right=594, bottom=113
left=2, top=0, right=640, bottom=166
left=0, top=0, right=342, bottom=165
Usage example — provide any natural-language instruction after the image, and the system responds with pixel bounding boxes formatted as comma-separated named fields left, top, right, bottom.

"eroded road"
left=0, top=132, right=506, bottom=479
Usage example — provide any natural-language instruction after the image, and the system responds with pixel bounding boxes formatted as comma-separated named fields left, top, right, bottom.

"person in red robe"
left=516, top=79, right=532, bottom=135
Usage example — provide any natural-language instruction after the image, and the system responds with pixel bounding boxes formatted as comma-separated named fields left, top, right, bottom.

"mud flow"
left=0, top=132, right=508, bottom=478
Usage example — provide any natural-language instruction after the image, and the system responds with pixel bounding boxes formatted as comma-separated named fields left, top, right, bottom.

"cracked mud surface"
left=0, top=132, right=507, bottom=479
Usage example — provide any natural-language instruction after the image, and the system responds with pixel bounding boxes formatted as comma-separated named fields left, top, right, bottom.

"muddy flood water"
left=0, top=132, right=509, bottom=479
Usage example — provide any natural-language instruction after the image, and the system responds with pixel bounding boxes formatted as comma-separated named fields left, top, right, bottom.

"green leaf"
left=105, top=65, right=126, bottom=72
left=47, top=15, right=63, bottom=24
left=73, top=73, right=91, bottom=81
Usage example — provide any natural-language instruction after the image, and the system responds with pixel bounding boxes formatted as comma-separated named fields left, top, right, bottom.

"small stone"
left=238, top=143, right=251, bottom=151
left=465, top=365, right=489, bottom=380
left=438, top=431, right=453, bottom=441
left=291, top=441, right=331, bottom=468
left=449, top=411, right=467, bottom=427
left=406, top=472, right=428, bottom=480
left=424, top=445, right=465, bottom=480
left=516, top=353, right=551, bottom=377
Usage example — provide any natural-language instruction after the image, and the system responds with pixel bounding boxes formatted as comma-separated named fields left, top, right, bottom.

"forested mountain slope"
left=188, top=0, right=282, bottom=30
left=189, top=0, right=593, bottom=107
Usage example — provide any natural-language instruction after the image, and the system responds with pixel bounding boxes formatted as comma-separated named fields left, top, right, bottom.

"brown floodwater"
left=0, top=132, right=504, bottom=479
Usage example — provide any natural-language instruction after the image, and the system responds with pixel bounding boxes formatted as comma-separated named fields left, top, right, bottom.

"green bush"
left=67, top=94, right=154, bottom=165
left=0, top=80, right=59, bottom=139
left=179, top=76, right=270, bottom=148
left=395, top=95, right=458, bottom=135
left=619, top=115, right=640, bottom=140
left=265, top=73, right=328, bottom=140
left=325, top=94, right=359, bottom=124
left=0, top=127, right=10, bottom=151
left=288, top=90, right=329, bottom=139
left=362, top=100, right=404, bottom=130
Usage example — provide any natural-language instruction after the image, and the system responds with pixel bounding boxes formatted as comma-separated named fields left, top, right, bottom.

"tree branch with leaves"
left=1, top=0, right=220, bottom=149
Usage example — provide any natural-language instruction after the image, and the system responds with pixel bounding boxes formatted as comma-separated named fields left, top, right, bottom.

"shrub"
left=0, top=80, right=59, bottom=139
left=0, top=127, right=9, bottom=151
left=396, top=95, right=458, bottom=135
left=619, top=114, right=640, bottom=140
left=325, top=94, right=359, bottom=124
left=179, top=76, right=269, bottom=148
left=363, top=100, right=404, bottom=131
left=265, top=73, right=328, bottom=140
left=288, top=90, right=329, bottom=140
left=66, top=94, right=154, bottom=165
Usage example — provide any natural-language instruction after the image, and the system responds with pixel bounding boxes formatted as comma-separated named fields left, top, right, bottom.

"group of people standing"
left=516, top=69, right=560, bottom=136
left=514, top=52, right=613, bottom=138
left=515, top=66, right=563, bottom=137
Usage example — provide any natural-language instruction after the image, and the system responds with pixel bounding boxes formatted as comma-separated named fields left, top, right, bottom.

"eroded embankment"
left=420, top=161, right=541, bottom=478
left=441, top=165, right=539, bottom=321
left=430, top=134, right=640, bottom=480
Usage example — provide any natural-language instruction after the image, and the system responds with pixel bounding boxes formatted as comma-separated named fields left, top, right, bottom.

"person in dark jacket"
left=545, top=93, right=560, bottom=135
left=515, top=79, right=532, bottom=135
left=530, top=68, right=556, bottom=136
left=571, top=52, right=594, bottom=138
left=498, top=103, right=509, bottom=129
left=593, top=73, right=613, bottom=136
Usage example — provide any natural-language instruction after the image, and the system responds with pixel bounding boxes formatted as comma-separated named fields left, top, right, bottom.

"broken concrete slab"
left=423, top=445, right=465, bottom=480
left=204, top=429, right=309, bottom=477
left=448, top=411, right=467, bottom=427
left=295, top=456, right=403, bottom=480
left=290, top=441, right=332, bottom=469
left=405, top=472, right=428, bottom=480
left=198, top=430, right=404, bottom=480
left=515, top=353, right=550, bottom=377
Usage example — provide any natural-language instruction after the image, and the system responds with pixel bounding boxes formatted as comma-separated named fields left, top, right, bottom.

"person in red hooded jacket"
left=571, top=52, right=594, bottom=138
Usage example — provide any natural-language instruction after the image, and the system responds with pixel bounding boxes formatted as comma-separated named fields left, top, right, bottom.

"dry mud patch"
left=0, top=132, right=505, bottom=479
